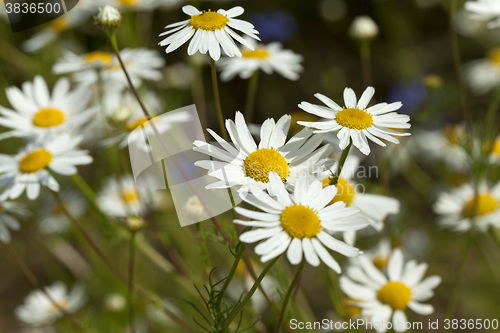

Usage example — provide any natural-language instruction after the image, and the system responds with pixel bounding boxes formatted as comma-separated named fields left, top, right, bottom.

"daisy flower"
left=340, top=249, right=441, bottom=333
left=319, top=156, right=400, bottom=245
left=297, top=87, right=410, bottom=155
left=465, top=47, right=500, bottom=94
left=0, top=76, right=95, bottom=141
left=15, top=282, right=86, bottom=326
left=414, top=124, right=469, bottom=170
left=235, top=171, right=369, bottom=272
left=97, top=175, right=151, bottom=218
left=465, top=0, right=500, bottom=28
left=217, top=39, right=303, bottom=81
left=364, top=238, right=392, bottom=271
left=193, top=112, right=334, bottom=193
left=159, top=5, right=260, bottom=61
left=433, top=182, right=500, bottom=232
left=52, top=48, right=165, bottom=88
left=0, top=134, right=93, bottom=201
left=0, top=200, right=29, bottom=243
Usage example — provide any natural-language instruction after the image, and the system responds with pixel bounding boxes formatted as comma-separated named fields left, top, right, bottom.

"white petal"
left=287, top=238, right=303, bottom=265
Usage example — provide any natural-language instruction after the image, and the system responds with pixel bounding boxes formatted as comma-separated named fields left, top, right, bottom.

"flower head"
left=235, top=171, right=369, bottom=272
left=298, top=87, right=410, bottom=155
left=349, top=16, right=379, bottom=41
left=159, top=5, right=260, bottom=61
left=95, top=5, right=122, bottom=32
left=340, top=249, right=441, bottom=332
left=465, top=0, right=500, bottom=28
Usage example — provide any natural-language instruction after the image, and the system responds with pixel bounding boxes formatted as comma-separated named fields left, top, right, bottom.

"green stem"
left=221, top=256, right=281, bottom=332
left=3, top=243, right=85, bottom=330
left=360, top=41, right=372, bottom=87
left=449, top=0, right=470, bottom=124
left=210, top=58, right=229, bottom=141
left=128, top=232, right=137, bottom=333
left=50, top=191, right=194, bottom=332
left=275, top=260, right=306, bottom=333
left=216, top=239, right=247, bottom=311
left=331, top=139, right=353, bottom=185
left=244, top=70, right=260, bottom=122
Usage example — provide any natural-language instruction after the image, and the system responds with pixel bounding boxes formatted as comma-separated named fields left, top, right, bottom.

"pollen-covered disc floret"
left=33, top=108, right=65, bottom=128
left=189, top=10, right=229, bottom=31
left=298, top=86, right=410, bottom=155
left=19, top=149, right=53, bottom=173
left=159, top=5, right=260, bottom=61
left=340, top=249, right=441, bottom=333
left=434, top=182, right=500, bottom=233
left=233, top=171, right=368, bottom=272
left=377, top=282, right=411, bottom=310
left=280, top=204, right=321, bottom=239
left=243, top=148, right=289, bottom=183
left=194, top=111, right=335, bottom=193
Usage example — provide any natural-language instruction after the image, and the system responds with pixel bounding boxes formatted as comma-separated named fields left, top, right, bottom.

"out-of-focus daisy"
left=104, top=293, right=126, bottom=312
left=414, top=125, right=469, bottom=170
left=15, top=282, right=87, bottom=326
left=465, top=0, right=500, bottom=28
left=298, top=87, right=410, bottom=155
left=235, top=171, right=368, bottom=272
left=488, top=136, right=500, bottom=164
left=349, top=16, right=379, bottom=41
left=38, top=192, right=87, bottom=235
left=0, top=134, right=93, bottom=200
left=97, top=175, right=151, bottom=218
left=364, top=238, right=392, bottom=271
left=0, top=200, right=29, bottom=243
left=159, top=5, right=260, bottom=61
left=53, top=48, right=165, bottom=88
left=433, top=182, right=500, bottom=232
left=319, top=156, right=400, bottom=245
left=217, top=39, right=303, bottom=81
left=194, top=112, right=334, bottom=193
left=465, top=47, right=500, bottom=95
left=0, top=76, right=95, bottom=141
left=340, top=249, right=441, bottom=333
left=109, top=0, right=182, bottom=11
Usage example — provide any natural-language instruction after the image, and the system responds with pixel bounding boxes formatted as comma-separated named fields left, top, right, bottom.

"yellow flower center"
left=443, top=124, right=465, bottom=145
left=242, top=48, right=270, bottom=59
left=189, top=10, right=229, bottom=31
left=335, top=107, right=373, bottom=130
left=373, top=257, right=388, bottom=270
left=122, top=190, right=140, bottom=203
left=243, top=148, right=289, bottom=183
left=341, top=298, right=362, bottom=319
left=47, top=298, right=68, bottom=314
left=493, top=139, right=500, bottom=156
left=488, top=47, right=500, bottom=65
left=117, top=0, right=136, bottom=6
left=281, top=203, right=321, bottom=239
left=322, top=177, right=355, bottom=206
left=50, top=17, right=69, bottom=31
left=19, top=149, right=52, bottom=173
left=377, top=281, right=411, bottom=311
left=126, top=116, right=158, bottom=132
left=84, top=51, right=113, bottom=64
left=33, top=108, right=65, bottom=128
left=463, top=194, right=498, bottom=218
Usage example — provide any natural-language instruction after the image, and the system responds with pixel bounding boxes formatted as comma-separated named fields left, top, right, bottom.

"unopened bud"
left=349, top=16, right=379, bottom=41
left=125, top=215, right=145, bottom=232
left=423, top=74, right=443, bottom=91
left=95, top=6, right=122, bottom=32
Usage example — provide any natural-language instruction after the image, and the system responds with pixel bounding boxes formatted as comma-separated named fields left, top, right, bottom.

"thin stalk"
left=210, top=58, right=229, bottom=140
left=221, top=256, right=281, bottom=332
left=50, top=191, right=194, bottom=332
left=3, top=243, right=84, bottom=330
left=330, top=139, right=353, bottom=185
left=215, top=239, right=247, bottom=310
left=128, top=232, right=137, bottom=333
left=448, top=0, right=470, bottom=123
left=360, top=41, right=372, bottom=87
left=244, top=70, right=260, bottom=122
left=108, top=32, right=235, bottom=247
left=275, top=260, right=306, bottom=333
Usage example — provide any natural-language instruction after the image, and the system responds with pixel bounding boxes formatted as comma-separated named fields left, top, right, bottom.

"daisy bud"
left=423, top=74, right=443, bottom=91
left=105, top=294, right=126, bottom=312
left=125, top=215, right=145, bottom=232
left=95, top=5, right=122, bottom=32
left=349, top=16, right=379, bottom=41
